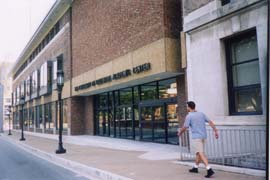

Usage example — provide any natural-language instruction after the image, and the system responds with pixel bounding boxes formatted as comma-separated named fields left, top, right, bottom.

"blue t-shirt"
left=183, top=111, right=210, bottom=139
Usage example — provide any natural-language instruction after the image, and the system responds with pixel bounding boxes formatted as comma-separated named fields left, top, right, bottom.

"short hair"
left=187, top=101, right=196, bottom=109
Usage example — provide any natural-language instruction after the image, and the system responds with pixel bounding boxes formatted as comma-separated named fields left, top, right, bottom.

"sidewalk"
left=2, top=131, right=265, bottom=180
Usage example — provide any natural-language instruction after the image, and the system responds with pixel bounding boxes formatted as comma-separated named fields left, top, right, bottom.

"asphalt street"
left=0, top=136, right=90, bottom=180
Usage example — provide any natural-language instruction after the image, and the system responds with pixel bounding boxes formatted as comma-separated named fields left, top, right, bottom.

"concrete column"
left=256, top=23, right=267, bottom=117
left=0, top=84, right=3, bottom=133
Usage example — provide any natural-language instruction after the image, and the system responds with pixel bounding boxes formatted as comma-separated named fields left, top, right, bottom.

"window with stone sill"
left=225, top=30, right=262, bottom=115
left=31, top=70, right=38, bottom=94
left=221, top=0, right=230, bottom=6
left=20, top=81, right=25, bottom=98
left=40, top=63, right=48, bottom=89
left=26, top=76, right=31, bottom=97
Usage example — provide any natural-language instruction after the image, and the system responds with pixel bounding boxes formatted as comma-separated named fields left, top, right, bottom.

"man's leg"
left=197, top=152, right=208, bottom=166
left=198, top=152, right=215, bottom=178
left=195, top=152, right=201, bottom=166
left=189, top=152, right=200, bottom=173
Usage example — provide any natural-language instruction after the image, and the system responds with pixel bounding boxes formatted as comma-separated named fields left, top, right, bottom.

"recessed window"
left=221, top=0, right=230, bottom=6
left=225, top=30, right=262, bottom=115
left=26, top=76, right=31, bottom=98
left=31, top=70, right=38, bottom=99
left=40, top=63, right=48, bottom=89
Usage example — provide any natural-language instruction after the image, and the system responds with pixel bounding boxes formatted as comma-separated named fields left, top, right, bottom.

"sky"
left=0, top=0, right=56, bottom=63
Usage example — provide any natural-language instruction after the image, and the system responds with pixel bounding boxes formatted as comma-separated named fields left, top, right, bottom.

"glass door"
left=139, top=101, right=178, bottom=144
left=97, top=110, right=109, bottom=136
left=166, top=103, right=178, bottom=144
left=140, top=106, right=153, bottom=142
left=115, top=106, right=133, bottom=139
left=153, top=106, right=166, bottom=143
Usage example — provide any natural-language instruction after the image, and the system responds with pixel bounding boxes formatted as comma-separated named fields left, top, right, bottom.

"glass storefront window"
left=159, top=78, right=177, bottom=99
left=29, top=107, right=35, bottom=129
left=97, top=93, right=107, bottom=108
left=45, top=103, right=53, bottom=132
left=141, top=82, right=157, bottom=101
left=94, top=77, right=179, bottom=144
left=35, top=105, right=43, bottom=131
left=120, top=88, right=132, bottom=105
left=167, top=104, right=178, bottom=144
left=63, top=100, right=68, bottom=130
left=133, top=87, right=140, bottom=103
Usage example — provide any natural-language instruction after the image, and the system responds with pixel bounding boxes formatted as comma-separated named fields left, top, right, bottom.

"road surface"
left=0, top=136, right=90, bottom=180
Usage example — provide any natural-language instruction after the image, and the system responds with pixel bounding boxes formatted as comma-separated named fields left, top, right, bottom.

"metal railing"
left=179, top=127, right=266, bottom=170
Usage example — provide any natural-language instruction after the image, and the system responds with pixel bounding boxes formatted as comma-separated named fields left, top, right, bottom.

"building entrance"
left=94, top=77, right=179, bottom=145
left=139, top=98, right=178, bottom=144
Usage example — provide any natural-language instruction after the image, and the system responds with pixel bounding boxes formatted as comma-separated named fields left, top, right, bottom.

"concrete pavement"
left=2, top=131, right=266, bottom=180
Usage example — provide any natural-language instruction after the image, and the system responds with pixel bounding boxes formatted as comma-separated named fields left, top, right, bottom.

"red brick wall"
left=69, top=96, right=94, bottom=135
left=72, top=0, right=182, bottom=77
left=84, top=96, right=94, bottom=135
left=164, top=0, right=182, bottom=38
left=70, top=97, right=85, bottom=135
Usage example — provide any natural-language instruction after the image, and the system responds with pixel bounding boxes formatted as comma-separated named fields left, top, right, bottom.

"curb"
left=173, top=161, right=266, bottom=177
left=2, top=135, right=133, bottom=180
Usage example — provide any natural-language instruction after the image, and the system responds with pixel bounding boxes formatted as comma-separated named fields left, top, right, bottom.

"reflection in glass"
left=167, top=104, right=179, bottom=144
left=120, top=88, right=132, bottom=105
left=153, top=106, right=165, bottom=143
left=232, top=35, right=258, bottom=64
left=45, top=103, right=53, bottom=132
left=159, top=78, right=177, bottom=99
left=233, top=61, right=260, bottom=87
left=141, top=82, right=157, bottom=101
left=234, top=88, right=262, bottom=113
left=141, top=107, right=152, bottom=141
left=94, top=77, right=179, bottom=144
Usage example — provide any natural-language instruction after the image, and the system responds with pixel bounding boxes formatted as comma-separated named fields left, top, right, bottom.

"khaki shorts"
left=191, top=139, right=206, bottom=153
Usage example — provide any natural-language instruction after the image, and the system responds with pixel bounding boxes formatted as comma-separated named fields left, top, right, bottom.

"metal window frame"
left=225, top=29, right=262, bottom=115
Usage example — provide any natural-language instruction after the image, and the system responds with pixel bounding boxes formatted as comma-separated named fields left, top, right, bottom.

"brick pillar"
left=177, top=74, right=187, bottom=127
left=70, top=97, right=85, bottom=135
left=84, top=96, right=94, bottom=135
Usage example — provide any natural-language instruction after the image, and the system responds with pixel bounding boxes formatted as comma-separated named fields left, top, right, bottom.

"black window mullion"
left=231, top=58, right=259, bottom=66
left=232, top=83, right=261, bottom=91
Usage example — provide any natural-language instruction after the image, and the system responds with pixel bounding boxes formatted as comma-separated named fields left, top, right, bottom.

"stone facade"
left=183, top=0, right=267, bottom=125
left=182, top=0, right=214, bottom=16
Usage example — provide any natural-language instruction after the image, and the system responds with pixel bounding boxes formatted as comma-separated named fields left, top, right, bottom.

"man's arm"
left=208, top=120, right=219, bottom=139
left=177, top=127, right=187, bottom=136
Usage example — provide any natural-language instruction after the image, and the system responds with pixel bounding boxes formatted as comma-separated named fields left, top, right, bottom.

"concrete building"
left=11, top=0, right=184, bottom=145
left=183, top=0, right=267, bottom=125
left=181, top=0, right=267, bottom=170
left=0, top=62, right=13, bottom=131
left=0, top=83, right=3, bottom=132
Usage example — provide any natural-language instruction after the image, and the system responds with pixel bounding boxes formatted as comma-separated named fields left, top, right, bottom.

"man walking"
left=178, top=101, right=219, bottom=178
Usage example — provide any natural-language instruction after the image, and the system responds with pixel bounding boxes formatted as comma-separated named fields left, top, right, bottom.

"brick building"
left=11, top=0, right=184, bottom=145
